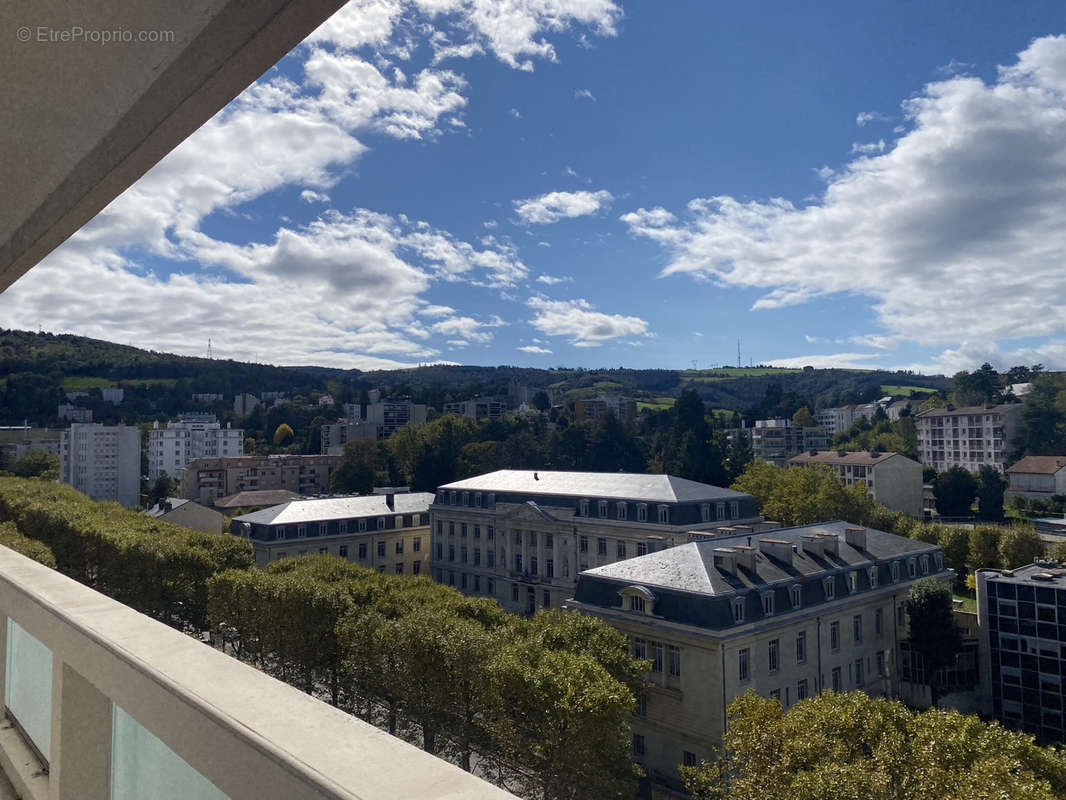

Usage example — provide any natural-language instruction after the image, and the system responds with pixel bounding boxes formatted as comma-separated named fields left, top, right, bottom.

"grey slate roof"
left=234, top=492, right=434, bottom=526
left=437, top=470, right=747, bottom=503
left=580, top=520, right=939, bottom=596
left=214, top=489, right=303, bottom=508
left=916, top=403, right=1021, bottom=417
left=789, top=450, right=911, bottom=467
left=143, top=497, right=191, bottom=518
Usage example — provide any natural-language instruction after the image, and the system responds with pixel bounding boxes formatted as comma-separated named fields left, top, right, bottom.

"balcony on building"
left=0, top=545, right=513, bottom=800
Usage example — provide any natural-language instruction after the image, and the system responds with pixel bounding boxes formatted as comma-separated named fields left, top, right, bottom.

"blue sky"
left=3, top=1, right=1066, bottom=374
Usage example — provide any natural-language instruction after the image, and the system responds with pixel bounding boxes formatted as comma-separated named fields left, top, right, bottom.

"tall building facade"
left=320, top=420, right=377, bottom=455
left=916, top=403, right=1022, bottom=473
left=751, top=419, right=831, bottom=466
left=429, top=470, right=768, bottom=615
left=569, top=522, right=949, bottom=793
left=442, top=398, right=507, bottom=422
left=60, top=423, right=141, bottom=506
left=180, top=454, right=340, bottom=506
left=787, top=450, right=924, bottom=517
left=146, top=415, right=244, bottom=480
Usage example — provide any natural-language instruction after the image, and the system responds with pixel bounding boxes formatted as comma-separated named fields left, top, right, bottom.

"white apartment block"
left=816, top=406, right=856, bottom=437
left=60, top=423, right=141, bottom=507
left=916, top=403, right=1022, bottom=473
left=788, top=450, right=924, bottom=517
left=320, top=420, right=377, bottom=455
left=147, top=416, right=244, bottom=481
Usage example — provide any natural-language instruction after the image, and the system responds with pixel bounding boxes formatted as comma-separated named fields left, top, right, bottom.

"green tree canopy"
left=998, top=526, right=1045, bottom=570
left=12, top=449, right=58, bottom=480
left=272, top=422, right=295, bottom=446
left=975, top=465, right=1006, bottom=522
left=906, top=578, right=962, bottom=704
left=932, top=467, right=977, bottom=517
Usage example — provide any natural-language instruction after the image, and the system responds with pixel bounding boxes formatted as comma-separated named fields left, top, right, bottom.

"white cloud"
left=300, top=190, right=331, bottom=204
left=574, top=88, right=597, bottom=101
left=514, top=189, right=613, bottom=224
left=482, top=219, right=498, bottom=228
left=622, top=35, right=1066, bottom=367
left=518, top=345, right=552, bottom=354
left=418, top=304, right=455, bottom=317
left=855, top=111, right=890, bottom=126
left=536, top=274, right=572, bottom=285
left=510, top=108, right=522, bottom=118
left=766, top=352, right=887, bottom=369
left=850, top=139, right=885, bottom=154
left=527, top=296, right=648, bottom=346
left=429, top=314, right=504, bottom=344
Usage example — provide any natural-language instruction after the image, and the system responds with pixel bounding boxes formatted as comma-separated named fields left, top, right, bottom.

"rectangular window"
left=824, top=578, right=836, bottom=599
left=797, top=679, right=808, bottom=700
left=762, top=593, right=774, bottom=616
left=598, top=500, right=608, bottom=518
left=546, top=558, right=554, bottom=577
left=377, top=517, right=386, bottom=530
left=637, top=504, right=648, bottom=522
left=635, top=694, right=647, bottom=717
left=474, top=548, right=481, bottom=566
left=634, top=638, right=647, bottom=660
left=413, top=537, right=421, bottom=552
left=875, top=608, right=883, bottom=637
left=636, top=542, right=647, bottom=556
left=298, top=525, right=306, bottom=538
left=460, top=572, right=467, bottom=589
left=580, top=536, right=588, bottom=553
left=512, top=584, right=519, bottom=602
left=632, top=734, right=645, bottom=757
left=667, top=645, right=681, bottom=677
left=853, top=614, right=863, bottom=644
left=487, top=579, right=495, bottom=596
left=683, top=751, right=697, bottom=767
left=395, top=540, right=404, bottom=554
left=732, top=598, right=745, bottom=623
left=529, top=531, right=537, bottom=546
left=514, top=554, right=522, bottom=572
left=461, top=546, right=468, bottom=564
left=832, top=666, right=841, bottom=691
left=358, top=542, right=367, bottom=560
left=358, top=518, right=367, bottom=532
left=738, top=648, right=750, bottom=682
left=473, top=525, right=480, bottom=539
left=617, top=502, right=628, bottom=520
left=651, top=642, right=663, bottom=672
left=855, top=658, right=864, bottom=686
left=487, top=550, right=495, bottom=568
left=530, top=557, right=538, bottom=576
left=487, top=526, right=495, bottom=540
left=768, top=639, right=779, bottom=673
left=413, top=560, right=421, bottom=575
left=830, top=621, right=840, bottom=651
left=461, top=523, right=467, bottom=538
left=796, top=631, right=806, bottom=663
left=597, top=538, right=607, bottom=555
left=544, top=533, right=553, bottom=549
left=876, top=650, right=885, bottom=676
left=543, top=590, right=550, bottom=608
left=448, top=545, right=455, bottom=562
left=448, top=522, right=455, bottom=537
left=617, top=540, right=626, bottom=559
left=395, top=563, right=403, bottom=574
left=339, top=545, right=349, bottom=558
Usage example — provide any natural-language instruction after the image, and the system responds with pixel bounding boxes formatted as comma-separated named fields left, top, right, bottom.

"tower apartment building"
left=569, top=522, right=949, bottom=793
left=180, top=454, right=340, bottom=506
left=59, top=423, right=141, bottom=507
left=146, top=415, right=244, bottom=481
left=916, top=403, right=1022, bottom=473
left=429, top=470, right=769, bottom=615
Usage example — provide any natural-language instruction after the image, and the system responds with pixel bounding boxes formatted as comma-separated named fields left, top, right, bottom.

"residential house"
left=143, top=497, right=226, bottom=533
left=787, top=450, right=923, bottom=517
left=1005, top=456, right=1066, bottom=502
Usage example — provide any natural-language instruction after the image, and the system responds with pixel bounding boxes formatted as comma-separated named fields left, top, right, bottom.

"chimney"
left=801, top=535, right=825, bottom=558
left=733, top=545, right=758, bottom=572
left=713, top=548, right=738, bottom=574
left=385, top=493, right=395, bottom=511
left=759, top=538, right=793, bottom=566
left=732, top=524, right=754, bottom=533
left=760, top=521, right=781, bottom=530
left=816, top=532, right=840, bottom=556
left=844, top=526, right=867, bottom=550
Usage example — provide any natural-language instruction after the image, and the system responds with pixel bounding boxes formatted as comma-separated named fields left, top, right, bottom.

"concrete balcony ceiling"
left=0, top=0, right=340, bottom=293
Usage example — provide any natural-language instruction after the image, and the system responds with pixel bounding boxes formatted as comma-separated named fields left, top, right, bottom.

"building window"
left=473, top=524, right=480, bottom=539
left=716, top=501, right=726, bottom=520
left=544, top=533, right=553, bottom=549
left=824, top=577, right=836, bottom=599
left=514, top=554, right=522, bottom=572
left=461, top=523, right=467, bottom=538
left=657, top=505, right=669, bottom=524
left=831, top=666, right=841, bottom=691
left=791, top=584, right=802, bottom=608
left=530, top=557, right=538, bottom=576
left=579, top=499, right=590, bottom=516
left=512, top=584, right=519, bottom=602
left=475, top=492, right=482, bottom=507
left=634, top=638, right=647, bottom=660
left=637, top=503, right=648, bottom=522
left=513, top=530, right=521, bottom=545
left=447, top=571, right=454, bottom=585
left=448, top=522, right=455, bottom=537
left=908, top=558, right=916, bottom=578
left=636, top=542, right=647, bottom=557
left=598, top=538, right=607, bottom=556
left=891, top=561, right=900, bottom=582
left=617, top=540, right=627, bottom=559
left=897, top=604, right=905, bottom=625
left=395, top=563, right=403, bottom=574
left=730, top=501, right=739, bottom=519
left=935, top=553, right=943, bottom=570
left=396, top=540, right=404, bottom=555
left=632, top=734, right=645, bottom=757
left=876, top=650, right=885, bottom=676
left=298, top=525, right=307, bottom=538
left=651, top=642, right=663, bottom=672
left=853, top=614, right=863, bottom=644
left=875, top=608, right=883, bottom=637
left=358, top=542, right=367, bottom=560
left=461, top=546, right=468, bottom=564
left=732, top=597, right=745, bottom=623
left=543, top=590, right=550, bottom=608
left=449, top=491, right=457, bottom=505
left=487, top=526, right=494, bottom=540
left=762, top=592, right=775, bottom=616
left=274, top=528, right=284, bottom=540
left=448, top=545, right=455, bottom=562
left=379, top=517, right=387, bottom=530
left=487, top=578, right=495, bottom=596
left=667, top=645, right=681, bottom=677
left=868, top=566, right=878, bottom=588
left=546, top=558, right=554, bottom=577
left=339, top=521, right=348, bottom=534
left=797, top=679, right=808, bottom=700
left=413, top=560, right=421, bottom=575
left=849, top=571, right=860, bottom=593
left=796, top=631, right=806, bottom=664
left=358, top=519, right=368, bottom=532
left=920, top=555, right=929, bottom=574
left=377, top=541, right=386, bottom=558
left=460, top=573, right=467, bottom=589
left=474, top=548, right=481, bottom=566
left=580, top=536, right=589, bottom=553
left=598, top=500, right=608, bottom=518
left=319, top=523, right=328, bottom=536
left=855, top=658, right=864, bottom=686
left=339, top=545, right=349, bottom=558
left=768, top=639, right=779, bottom=673
left=617, top=502, right=628, bottom=520
left=701, top=503, right=711, bottom=522
left=738, top=648, right=750, bottom=682
left=487, top=550, right=495, bottom=568
left=635, top=694, right=647, bottom=718
left=528, top=531, right=537, bottom=546
left=413, top=537, right=421, bottom=552
left=830, top=621, right=840, bottom=651
left=683, top=751, right=697, bottom=767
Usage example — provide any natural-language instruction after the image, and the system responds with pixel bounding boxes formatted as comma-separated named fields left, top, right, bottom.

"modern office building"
left=568, top=521, right=949, bottom=793
left=364, top=400, right=428, bottom=439
left=180, top=454, right=340, bottom=506
left=231, top=491, right=433, bottom=569
left=916, top=403, right=1022, bottom=473
left=1005, top=456, right=1066, bottom=502
left=429, top=470, right=769, bottom=615
left=146, top=415, right=244, bottom=480
left=787, top=450, right=924, bottom=517
left=976, top=561, right=1066, bottom=743
left=59, top=423, right=141, bottom=506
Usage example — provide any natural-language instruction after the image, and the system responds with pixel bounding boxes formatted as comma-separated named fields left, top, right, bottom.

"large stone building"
left=179, top=454, right=340, bottom=506
left=429, top=470, right=769, bottom=615
left=1005, top=456, right=1066, bottom=502
left=568, top=522, right=949, bottom=793
left=787, top=450, right=924, bottom=517
left=231, top=491, right=433, bottom=569
left=916, top=403, right=1022, bottom=473
left=976, top=561, right=1066, bottom=743
left=59, top=423, right=141, bottom=507
left=146, top=415, right=244, bottom=480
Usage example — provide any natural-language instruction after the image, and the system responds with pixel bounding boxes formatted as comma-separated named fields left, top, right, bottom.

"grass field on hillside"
left=61, top=376, right=178, bottom=390
left=637, top=397, right=676, bottom=411
left=881, top=384, right=938, bottom=396
left=681, top=367, right=803, bottom=379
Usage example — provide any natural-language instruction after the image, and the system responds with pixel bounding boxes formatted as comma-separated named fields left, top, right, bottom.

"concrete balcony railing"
left=0, top=545, right=515, bottom=800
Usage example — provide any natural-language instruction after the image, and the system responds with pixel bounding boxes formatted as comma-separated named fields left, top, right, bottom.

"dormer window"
left=657, top=505, right=669, bottom=524
left=297, top=525, right=307, bottom=538
left=475, top=492, right=482, bottom=507
left=868, top=567, right=878, bottom=588
left=731, top=597, right=745, bottom=623
left=790, top=584, right=802, bottom=608
left=629, top=595, right=645, bottom=612
left=891, top=561, right=900, bottom=582
left=920, top=555, right=929, bottom=574
left=637, top=503, right=648, bottom=522
left=463, top=492, right=470, bottom=506
left=619, top=585, right=656, bottom=615
left=617, top=501, right=628, bottom=520
left=716, top=502, right=726, bottom=520
left=824, top=577, right=836, bottom=600
left=908, top=558, right=917, bottom=578
left=377, top=517, right=386, bottom=530
left=449, top=490, right=457, bottom=505
left=761, top=592, right=775, bottom=616
left=935, top=553, right=943, bottom=571
left=579, top=499, right=590, bottom=517
left=598, top=500, right=608, bottom=518
left=849, top=572, right=860, bottom=593
left=730, top=501, right=740, bottom=519
left=487, top=493, right=495, bottom=508
left=701, top=503, right=711, bottom=522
